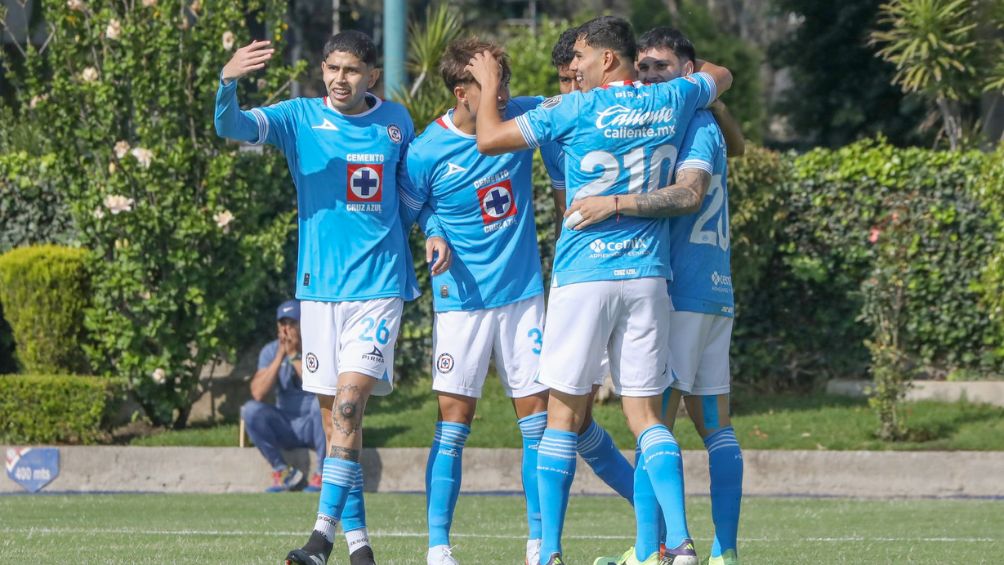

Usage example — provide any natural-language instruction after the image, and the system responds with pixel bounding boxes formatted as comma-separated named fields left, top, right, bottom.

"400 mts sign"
left=6, top=447, right=60, bottom=493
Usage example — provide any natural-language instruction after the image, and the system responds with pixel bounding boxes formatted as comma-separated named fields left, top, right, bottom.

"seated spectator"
left=242, top=300, right=325, bottom=492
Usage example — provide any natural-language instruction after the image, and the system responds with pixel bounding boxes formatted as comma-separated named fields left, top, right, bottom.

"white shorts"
left=300, top=298, right=403, bottom=397
left=539, top=278, right=671, bottom=397
left=433, top=295, right=548, bottom=399
left=667, top=311, right=733, bottom=396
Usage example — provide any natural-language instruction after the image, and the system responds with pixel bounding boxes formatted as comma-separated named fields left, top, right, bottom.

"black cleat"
left=349, top=544, right=376, bottom=565
left=545, top=553, right=566, bottom=565
left=285, top=530, right=334, bottom=565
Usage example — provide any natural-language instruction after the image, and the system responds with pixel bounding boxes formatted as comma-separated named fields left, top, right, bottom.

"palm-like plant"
left=392, top=3, right=462, bottom=131
left=870, top=0, right=980, bottom=149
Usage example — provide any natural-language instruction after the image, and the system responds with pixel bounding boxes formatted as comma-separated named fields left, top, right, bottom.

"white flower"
left=256, top=78, right=267, bottom=91
left=151, top=368, right=166, bottom=384
left=222, top=31, right=235, bottom=50
left=114, top=238, right=129, bottom=250
left=108, top=162, right=117, bottom=175
left=130, top=147, right=153, bottom=168
left=103, top=194, right=135, bottom=214
left=142, top=0, right=157, bottom=6
left=67, top=0, right=85, bottom=11
left=81, top=67, right=99, bottom=82
left=105, top=19, right=121, bottom=41
left=114, top=140, right=131, bottom=159
left=29, top=94, right=48, bottom=109
left=92, top=206, right=105, bottom=220
left=214, top=210, right=235, bottom=232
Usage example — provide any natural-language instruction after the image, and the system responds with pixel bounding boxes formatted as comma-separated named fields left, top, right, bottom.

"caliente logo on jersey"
left=477, top=179, right=517, bottom=229
left=346, top=163, right=383, bottom=212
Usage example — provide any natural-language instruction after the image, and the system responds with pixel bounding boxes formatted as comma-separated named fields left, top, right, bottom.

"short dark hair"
left=576, top=16, right=637, bottom=63
left=551, top=26, right=579, bottom=69
left=322, top=30, right=378, bottom=66
left=439, top=37, right=511, bottom=92
left=637, top=27, right=697, bottom=63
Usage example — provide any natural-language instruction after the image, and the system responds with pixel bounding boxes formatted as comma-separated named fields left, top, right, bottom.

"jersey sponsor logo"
left=305, top=352, right=319, bottom=373
left=437, top=353, right=455, bottom=374
left=387, top=124, right=403, bottom=143
left=711, top=271, right=733, bottom=289
left=346, top=163, right=383, bottom=212
left=594, top=105, right=677, bottom=139
left=541, top=95, right=562, bottom=109
left=362, top=346, right=384, bottom=363
left=444, top=162, right=467, bottom=177
left=312, top=118, right=339, bottom=131
left=477, top=179, right=518, bottom=232
left=587, top=237, right=651, bottom=258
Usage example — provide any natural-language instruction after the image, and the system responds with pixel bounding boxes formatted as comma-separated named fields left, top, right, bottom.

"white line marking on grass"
left=0, top=527, right=995, bottom=543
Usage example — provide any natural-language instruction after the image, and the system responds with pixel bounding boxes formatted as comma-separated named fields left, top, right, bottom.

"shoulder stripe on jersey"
left=676, top=158, right=714, bottom=175
left=398, top=188, right=423, bottom=211
left=249, top=108, right=269, bottom=146
left=514, top=114, right=540, bottom=148
left=551, top=180, right=566, bottom=190
left=695, top=72, right=717, bottom=107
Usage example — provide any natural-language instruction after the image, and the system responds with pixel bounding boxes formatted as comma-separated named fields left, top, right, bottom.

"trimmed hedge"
left=0, top=374, right=117, bottom=444
left=0, top=245, right=90, bottom=374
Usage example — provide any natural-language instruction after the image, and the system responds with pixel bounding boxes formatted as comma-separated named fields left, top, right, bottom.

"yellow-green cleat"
left=707, top=549, right=739, bottom=565
left=593, top=546, right=661, bottom=565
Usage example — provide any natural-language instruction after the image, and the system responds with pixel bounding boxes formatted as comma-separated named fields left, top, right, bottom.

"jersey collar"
left=441, top=109, right=476, bottom=140
left=323, top=93, right=383, bottom=118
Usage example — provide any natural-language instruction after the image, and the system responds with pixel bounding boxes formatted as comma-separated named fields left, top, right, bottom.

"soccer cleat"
left=526, top=539, right=541, bottom=565
left=707, top=549, right=738, bottom=565
left=304, top=472, right=323, bottom=493
left=427, top=544, right=459, bottom=565
left=285, top=530, right=333, bottom=565
left=544, top=553, right=566, bottom=565
left=592, top=546, right=659, bottom=565
left=267, top=466, right=306, bottom=493
left=658, top=539, right=698, bottom=565
left=349, top=544, right=377, bottom=565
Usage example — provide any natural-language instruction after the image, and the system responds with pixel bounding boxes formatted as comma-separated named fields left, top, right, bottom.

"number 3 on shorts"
left=528, top=328, right=543, bottom=355
left=360, top=317, right=391, bottom=345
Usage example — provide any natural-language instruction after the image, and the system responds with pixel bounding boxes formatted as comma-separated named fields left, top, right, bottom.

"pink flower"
left=868, top=227, right=881, bottom=244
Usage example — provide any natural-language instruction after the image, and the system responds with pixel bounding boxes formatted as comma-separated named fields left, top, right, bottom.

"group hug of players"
left=216, top=14, right=742, bottom=565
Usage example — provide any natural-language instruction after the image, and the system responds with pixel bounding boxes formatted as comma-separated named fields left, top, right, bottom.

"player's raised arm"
left=709, top=100, right=745, bottom=157
left=694, top=58, right=733, bottom=100
left=465, top=51, right=531, bottom=155
left=214, top=40, right=275, bottom=143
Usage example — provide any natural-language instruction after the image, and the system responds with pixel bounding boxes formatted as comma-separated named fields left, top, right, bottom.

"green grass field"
left=0, top=493, right=1000, bottom=563
left=132, top=377, right=1004, bottom=451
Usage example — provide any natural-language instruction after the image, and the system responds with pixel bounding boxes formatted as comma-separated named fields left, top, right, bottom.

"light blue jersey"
left=514, top=73, right=717, bottom=286
left=669, top=110, right=734, bottom=317
left=400, top=97, right=544, bottom=311
left=215, top=83, right=418, bottom=302
left=539, top=141, right=565, bottom=191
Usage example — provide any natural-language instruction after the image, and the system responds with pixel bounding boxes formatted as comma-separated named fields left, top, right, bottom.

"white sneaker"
left=427, top=544, right=459, bottom=565
left=526, top=539, right=542, bottom=565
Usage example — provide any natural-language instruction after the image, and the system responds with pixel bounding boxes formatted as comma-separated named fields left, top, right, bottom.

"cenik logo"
left=711, top=271, right=733, bottom=287
left=589, top=237, right=650, bottom=257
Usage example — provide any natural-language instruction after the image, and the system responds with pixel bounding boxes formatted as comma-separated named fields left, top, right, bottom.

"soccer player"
left=570, top=27, right=743, bottom=565
left=215, top=31, right=449, bottom=565
left=541, top=25, right=637, bottom=507
left=466, top=15, right=732, bottom=565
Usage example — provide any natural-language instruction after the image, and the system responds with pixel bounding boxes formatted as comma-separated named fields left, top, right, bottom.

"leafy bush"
left=2, top=0, right=299, bottom=426
left=0, top=151, right=76, bottom=254
left=974, top=144, right=1004, bottom=361
left=0, top=245, right=90, bottom=374
left=0, top=374, right=119, bottom=444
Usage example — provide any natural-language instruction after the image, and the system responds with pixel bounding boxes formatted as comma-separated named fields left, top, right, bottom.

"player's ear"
left=683, top=59, right=695, bottom=76
left=603, top=48, right=616, bottom=72
left=367, top=67, right=381, bottom=90
left=454, top=84, right=467, bottom=104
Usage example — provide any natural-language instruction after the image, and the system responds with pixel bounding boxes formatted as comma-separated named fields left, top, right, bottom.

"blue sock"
left=316, top=457, right=360, bottom=539
left=639, top=424, right=691, bottom=549
left=537, top=428, right=578, bottom=562
left=632, top=446, right=661, bottom=561
left=705, top=426, right=743, bottom=557
left=518, top=412, right=547, bottom=540
left=341, top=466, right=366, bottom=532
left=425, top=421, right=470, bottom=548
left=578, top=420, right=634, bottom=503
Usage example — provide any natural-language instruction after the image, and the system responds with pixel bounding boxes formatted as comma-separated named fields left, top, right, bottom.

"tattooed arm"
left=563, top=168, right=711, bottom=229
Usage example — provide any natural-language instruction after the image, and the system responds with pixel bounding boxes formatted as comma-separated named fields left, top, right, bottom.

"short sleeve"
left=258, top=340, right=279, bottom=370
left=513, top=93, right=581, bottom=148
left=540, top=142, right=566, bottom=191
left=676, top=111, right=720, bottom=175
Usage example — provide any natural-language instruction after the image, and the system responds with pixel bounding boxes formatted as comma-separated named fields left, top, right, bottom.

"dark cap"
left=276, top=300, right=300, bottom=322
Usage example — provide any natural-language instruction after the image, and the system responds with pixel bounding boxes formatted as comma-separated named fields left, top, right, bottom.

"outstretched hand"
left=221, top=40, right=274, bottom=83
left=426, top=236, right=452, bottom=276
left=464, top=50, right=501, bottom=88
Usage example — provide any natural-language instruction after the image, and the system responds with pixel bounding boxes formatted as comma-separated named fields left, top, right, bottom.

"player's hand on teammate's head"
left=564, top=196, right=617, bottom=230
left=464, top=50, right=501, bottom=87
left=426, top=236, right=452, bottom=276
left=221, top=40, right=275, bottom=83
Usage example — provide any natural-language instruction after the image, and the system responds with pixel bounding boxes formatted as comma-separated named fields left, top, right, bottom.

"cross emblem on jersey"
left=346, top=164, right=384, bottom=202
left=477, top=179, right=517, bottom=225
